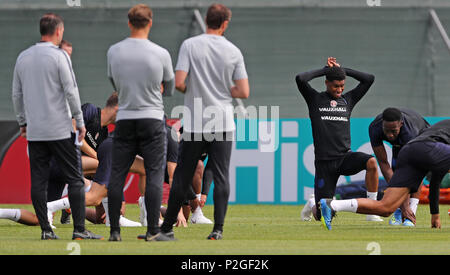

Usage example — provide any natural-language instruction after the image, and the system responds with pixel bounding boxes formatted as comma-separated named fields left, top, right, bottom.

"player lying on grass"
left=319, top=119, right=450, bottom=230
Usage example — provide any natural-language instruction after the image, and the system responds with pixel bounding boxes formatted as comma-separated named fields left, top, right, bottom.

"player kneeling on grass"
left=296, top=57, right=382, bottom=223
left=319, top=120, right=450, bottom=230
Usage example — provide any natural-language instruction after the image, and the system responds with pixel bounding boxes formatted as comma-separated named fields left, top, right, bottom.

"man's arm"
left=342, top=68, right=375, bottom=105
left=58, top=52, right=85, bottom=142
left=428, top=173, right=442, bottom=228
left=162, top=49, right=175, bottom=97
left=12, top=63, right=27, bottom=138
left=295, top=68, right=326, bottom=103
left=372, top=145, right=393, bottom=182
left=175, top=70, right=187, bottom=93
left=231, top=78, right=249, bottom=99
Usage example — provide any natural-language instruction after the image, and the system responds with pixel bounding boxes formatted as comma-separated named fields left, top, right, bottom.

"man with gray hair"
left=12, top=13, right=102, bottom=240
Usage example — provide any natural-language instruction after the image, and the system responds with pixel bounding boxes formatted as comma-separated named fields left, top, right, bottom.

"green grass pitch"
left=0, top=203, right=449, bottom=255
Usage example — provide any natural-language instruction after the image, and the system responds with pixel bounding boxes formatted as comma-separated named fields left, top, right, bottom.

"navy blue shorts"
left=388, top=142, right=450, bottom=193
left=314, top=151, right=374, bottom=205
left=93, top=137, right=113, bottom=187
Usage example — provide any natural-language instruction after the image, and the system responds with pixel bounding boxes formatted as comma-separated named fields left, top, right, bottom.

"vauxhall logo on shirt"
left=319, top=100, right=348, bottom=121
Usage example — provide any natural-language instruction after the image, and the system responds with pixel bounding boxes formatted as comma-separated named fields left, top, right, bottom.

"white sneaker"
left=138, top=196, right=147, bottom=226
left=106, top=215, right=142, bottom=227
left=119, top=216, right=142, bottom=227
left=190, top=208, right=213, bottom=224
left=366, top=215, right=383, bottom=222
left=301, top=195, right=315, bottom=221
left=47, top=210, right=56, bottom=229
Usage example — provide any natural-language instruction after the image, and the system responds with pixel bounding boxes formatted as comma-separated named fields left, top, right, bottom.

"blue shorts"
left=93, top=137, right=113, bottom=187
left=389, top=142, right=450, bottom=193
left=314, top=151, right=373, bottom=205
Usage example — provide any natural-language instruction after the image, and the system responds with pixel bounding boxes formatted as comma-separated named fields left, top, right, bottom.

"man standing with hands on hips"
left=159, top=3, right=250, bottom=241
left=12, top=13, right=102, bottom=240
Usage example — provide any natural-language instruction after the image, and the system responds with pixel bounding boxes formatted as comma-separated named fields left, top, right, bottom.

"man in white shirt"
left=160, top=3, right=249, bottom=241
left=106, top=4, right=174, bottom=242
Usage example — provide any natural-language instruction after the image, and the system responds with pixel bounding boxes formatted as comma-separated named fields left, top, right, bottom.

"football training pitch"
left=0, top=204, right=449, bottom=255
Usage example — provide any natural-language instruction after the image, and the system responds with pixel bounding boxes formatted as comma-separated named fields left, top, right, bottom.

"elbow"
left=241, top=88, right=250, bottom=99
left=175, top=80, right=185, bottom=93
left=295, top=74, right=304, bottom=85
left=367, top=74, right=375, bottom=85
left=175, top=84, right=184, bottom=92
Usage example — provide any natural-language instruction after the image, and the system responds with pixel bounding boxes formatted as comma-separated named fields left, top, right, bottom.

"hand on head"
left=327, top=57, right=340, bottom=68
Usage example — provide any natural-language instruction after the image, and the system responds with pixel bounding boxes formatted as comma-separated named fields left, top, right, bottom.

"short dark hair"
left=128, top=4, right=152, bottom=29
left=326, top=67, right=346, bottom=82
left=105, top=92, right=118, bottom=108
left=59, top=39, right=72, bottom=48
left=206, top=4, right=231, bottom=30
left=382, top=107, right=403, bottom=122
left=40, top=13, right=64, bottom=36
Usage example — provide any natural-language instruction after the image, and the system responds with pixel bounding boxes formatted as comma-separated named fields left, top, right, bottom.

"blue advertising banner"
left=205, top=117, right=448, bottom=205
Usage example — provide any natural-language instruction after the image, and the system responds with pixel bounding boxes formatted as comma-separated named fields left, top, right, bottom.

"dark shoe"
left=41, top=230, right=59, bottom=240
left=72, top=230, right=104, bottom=240
left=108, top=231, right=122, bottom=242
left=207, top=230, right=223, bottom=240
left=145, top=231, right=176, bottom=242
left=60, top=209, right=71, bottom=224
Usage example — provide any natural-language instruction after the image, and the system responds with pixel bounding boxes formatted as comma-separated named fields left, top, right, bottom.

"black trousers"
left=161, top=132, right=232, bottom=233
left=107, top=119, right=166, bottom=235
left=28, top=134, right=85, bottom=232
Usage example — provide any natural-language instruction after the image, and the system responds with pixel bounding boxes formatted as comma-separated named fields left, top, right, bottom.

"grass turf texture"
left=0, top=204, right=449, bottom=255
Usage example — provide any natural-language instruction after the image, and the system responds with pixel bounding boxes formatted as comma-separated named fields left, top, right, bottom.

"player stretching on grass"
left=320, top=119, right=450, bottom=230
left=369, top=107, right=430, bottom=226
left=296, top=57, right=381, bottom=222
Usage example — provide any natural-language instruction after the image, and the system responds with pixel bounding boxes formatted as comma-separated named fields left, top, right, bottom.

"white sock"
left=330, top=199, right=358, bottom=213
left=409, top=198, right=419, bottom=215
left=367, top=191, right=378, bottom=201
left=102, top=197, right=109, bottom=223
left=84, top=181, right=92, bottom=192
left=61, top=184, right=69, bottom=198
left=308, top=197, right=316, bottom=207
left=47, top=197, right=70, bottom=213
left=193, top=206, right=203, bottom=216
left=0, top=209, right=21, bottom=222
left=139, top=196, right=147, bottom=217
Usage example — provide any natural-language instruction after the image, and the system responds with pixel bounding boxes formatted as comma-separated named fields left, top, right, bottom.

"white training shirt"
left=175, top=34, right=248, bottom=133
left=12, top=42, right=84, bottom=141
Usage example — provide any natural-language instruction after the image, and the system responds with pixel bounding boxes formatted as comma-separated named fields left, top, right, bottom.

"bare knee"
left=378, top=204, right=397, bottom=217
left=85, top=188, right=106, bottom=206
left=366, top=157, right=378, bottom=172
